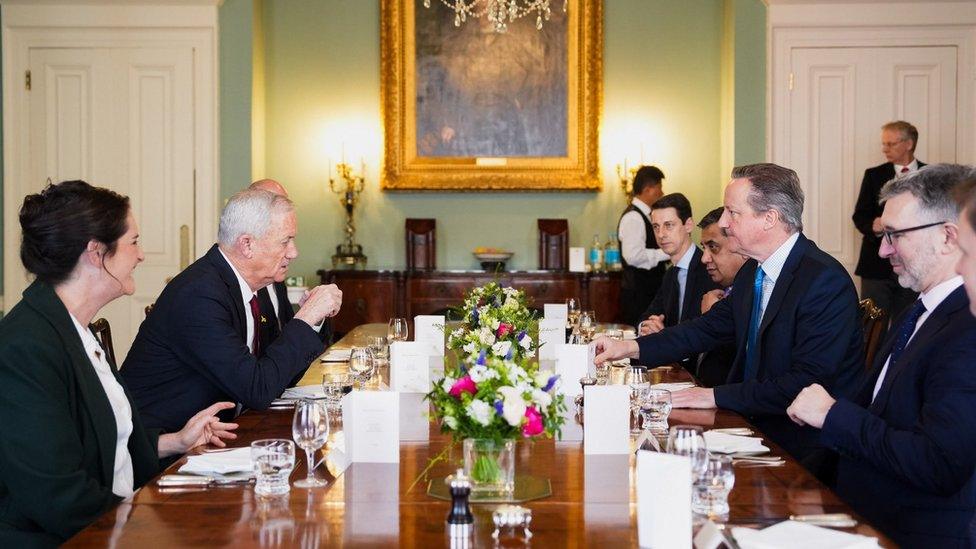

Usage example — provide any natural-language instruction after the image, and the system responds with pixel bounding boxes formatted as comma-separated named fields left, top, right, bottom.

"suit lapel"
left=207, top=245, right=249, bottom=342
left=758, top=235, right=809, bottom=335
left=726, top=260, right=759, bottom=382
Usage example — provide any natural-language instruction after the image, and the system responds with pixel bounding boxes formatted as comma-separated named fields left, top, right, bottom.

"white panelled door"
left=787, top=46, right=957, bottom=277
left=28, top=46, right=195, bottom=360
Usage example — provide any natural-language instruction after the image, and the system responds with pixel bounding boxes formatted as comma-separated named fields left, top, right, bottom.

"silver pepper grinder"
left=445, top=468, right=474, bottom=541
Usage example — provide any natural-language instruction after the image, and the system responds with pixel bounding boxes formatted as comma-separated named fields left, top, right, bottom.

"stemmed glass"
left=628, top=367, right=649, bottom=433
left=368, top=335, right=389, bottom=361
left=348, top=346, right=374, bottom=384
left=578, top=310, right=596, bottom=343
left=638, top=387, right=672, bottom=434
left=388, top=318, right=409, bottom=342
left=291, top=399, right=330, bottom=488
left=322, top=371, right=353, bottom=411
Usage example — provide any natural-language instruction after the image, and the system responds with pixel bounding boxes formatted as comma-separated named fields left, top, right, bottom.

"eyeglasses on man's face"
left=881, top=139, right=907, bottom=149
left=879, top=221, right=946, bottom=246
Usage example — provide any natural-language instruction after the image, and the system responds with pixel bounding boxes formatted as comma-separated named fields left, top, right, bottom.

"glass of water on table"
left=322, top=371, right=353, bottom=411
left=251, top=439, right=295, bottom=497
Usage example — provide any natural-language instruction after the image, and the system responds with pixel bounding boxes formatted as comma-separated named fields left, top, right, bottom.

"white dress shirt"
left=871, top=275, right=963, bottom=401
left=265, top=283, right=280, bottom=320
left=894, top=158, right=919, bottom=177
left=674, top=243, right=696, bottom=320
left=219, top=249, right=258, bottom=354
left=69, top=314, right=135, bottom=498
left=618, top=198, right=669, bottom=269
left=757, top=232, right=801, bottom=321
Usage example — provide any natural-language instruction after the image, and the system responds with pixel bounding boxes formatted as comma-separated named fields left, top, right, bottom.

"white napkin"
left=178, top=447, right=253, bottom=475
left=732, top=520, right=879, bottom=549
left=649, top=382, right=696, bottom=392
left=280, top=385, right=325, bottom=400
left=320, top=348, right=352, bottom=362
left=704, top=431, right=770, bottom=454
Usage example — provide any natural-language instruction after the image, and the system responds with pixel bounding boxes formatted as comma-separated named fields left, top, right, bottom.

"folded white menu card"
left=555, top=344, right=596, bottom=398
left=390, top=341, right=432, bottom=393
left=279, top=385, right=325, bottom=400
left=538, top=318, right=567, bottom=360
left=704, top=431, right=770, bottom=454
left=544, top=303, right=568, bottom=320
left=179, top=447, right=253, bottom=475
left=583, top=385, right=631, bottom=454
left=399, top=392, right=430, bottom=442
left=342, top=390, right=399, bottom=463
left=569, top=247, right=586, bottom=272
left=731, top=520, right=879, bottom=549
left=414, top=315, right=445, bottom=356
left=637, top=450, right=692, bottom=549
left=320, top=348, right=352, bottom=362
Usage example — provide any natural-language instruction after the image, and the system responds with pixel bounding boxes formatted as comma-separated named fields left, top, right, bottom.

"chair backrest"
left=88, top=318, right=118, bottom=369
left=538, top=218, right=569, bottom=270
left=405, top=218, right=436, bottom=271
left=859, top=298, right=887, bottom=369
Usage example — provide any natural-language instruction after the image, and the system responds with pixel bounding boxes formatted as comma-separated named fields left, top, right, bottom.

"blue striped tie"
left=744, top=266, right=765, bottom=381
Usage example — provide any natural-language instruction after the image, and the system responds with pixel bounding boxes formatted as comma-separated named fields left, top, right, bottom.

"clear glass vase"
left=462, top=438, right=515, bottom=496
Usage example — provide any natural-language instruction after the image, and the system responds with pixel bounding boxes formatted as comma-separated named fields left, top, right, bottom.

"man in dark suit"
left=637, top=193, right=720, bottom=337
left=594, top=163, right=863, bottom=467
left=617, top=166, right=669, bottom=326
left=122, top=188, right=343, bottom=432
left=852, top=121, right=924, bottom=328
left=695, top=207, right=748, bottom=387
left=788, top=164, right=976, bottom=547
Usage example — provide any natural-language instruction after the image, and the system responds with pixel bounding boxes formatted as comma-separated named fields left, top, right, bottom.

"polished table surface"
left=66, top=324, right=893, bottom=547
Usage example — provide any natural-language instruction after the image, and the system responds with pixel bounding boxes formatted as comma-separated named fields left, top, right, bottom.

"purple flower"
left=505, top=346, right=513, bottom=360
left=542, top=374, right=559, bottom=392
left=471, top=308, right=479, bottom=325
left=494, top=400, right=504, bottom=416
left=476, top=349, right=487, bottom=366
left=516, top=330, right=527, bottom=341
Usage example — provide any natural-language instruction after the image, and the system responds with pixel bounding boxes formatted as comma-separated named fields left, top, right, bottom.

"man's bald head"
left=250, top=179, right=288, bottom=197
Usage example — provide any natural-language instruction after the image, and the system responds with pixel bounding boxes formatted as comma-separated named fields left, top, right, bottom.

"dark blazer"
left=121, top=245, right=324, bottom=432
left=0, top=281, right=161, bottom=547
left=822, top=285, right=976, bottom=548
left=852, top=161, right=925, bottom=279
left=258, top=282, right=332, bottom=353
left=635, top=234, right=863, bottom=463
left=639, top=246, right=720, bottom=327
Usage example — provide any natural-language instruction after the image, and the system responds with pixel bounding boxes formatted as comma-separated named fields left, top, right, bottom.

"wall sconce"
left=615, top=143, right=647, bottom=200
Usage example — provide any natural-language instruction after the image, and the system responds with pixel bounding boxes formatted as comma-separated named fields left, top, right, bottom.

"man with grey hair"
left=122, top=188, right=343, bottom=432
left=788, top=164, right=976, bottom=547
left=594, top=163, right=863, bottom=470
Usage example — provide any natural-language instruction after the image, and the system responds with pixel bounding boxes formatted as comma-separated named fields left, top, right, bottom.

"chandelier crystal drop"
left=423, top=0, right=568, bottom=33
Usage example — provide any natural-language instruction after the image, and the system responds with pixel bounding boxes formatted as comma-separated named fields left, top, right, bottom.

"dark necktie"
left=744, top=267, right=765, bottom=381
left=900, top=166, right=910, bottom=174
left=886, top=299, right=926, bottom=368
left=248, top=294, right=261, bottom=356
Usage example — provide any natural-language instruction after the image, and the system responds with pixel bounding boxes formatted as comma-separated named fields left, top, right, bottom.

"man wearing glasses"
left=788, top=164, right=976, bottom=548
left=852, top=121, right=925, bottom=330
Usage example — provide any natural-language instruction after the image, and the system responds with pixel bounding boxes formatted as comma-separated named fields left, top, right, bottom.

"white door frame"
left=1, top=2, right=219, bottom=309
left=769, top=4, right=976, bottom=167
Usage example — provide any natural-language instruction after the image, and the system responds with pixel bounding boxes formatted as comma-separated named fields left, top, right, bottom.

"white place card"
left=637, top=450, right=692, bottom=549
left=693, top=520, right=725, bottom=549
left=558, top=407, right=583, bottom=442
left=343, top=463, right=399, bottom=540
left=544, top=303, right=568, bottom=320
left=390, top=341, right=431, bottom=393
left=584, top=454, right=631, bottom=528
left=538, top=318, right=568, bottom=360
left=555, top=344, right=596, bottom=398
left=342, top=391, right=399, bottom=463
left=399, top=392, right=430, bottom=442
left=583, top=385, right=631, bottom=454
left=569, top=247, right=586, bottom=272
left=414, top=315, right=445, bottom=356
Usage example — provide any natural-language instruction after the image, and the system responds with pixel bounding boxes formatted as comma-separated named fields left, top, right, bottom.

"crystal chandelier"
left=422, top=0, right=568, bottom=33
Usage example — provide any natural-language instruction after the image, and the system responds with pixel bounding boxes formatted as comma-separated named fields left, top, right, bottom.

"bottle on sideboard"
left=589, top=234, right=604, bottom=273
left=605, top=232, right=622, bottom=271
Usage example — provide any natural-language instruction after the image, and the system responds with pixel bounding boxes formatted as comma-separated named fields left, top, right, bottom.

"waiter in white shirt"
left=617, top=165, right=670, bottom=326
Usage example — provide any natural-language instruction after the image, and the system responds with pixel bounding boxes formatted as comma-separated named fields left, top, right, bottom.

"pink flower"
left=497, top=322, right=513, bottom=339
left=449, top=376, right=477, bottom=398
left=522, top=406, right=544, bottom=437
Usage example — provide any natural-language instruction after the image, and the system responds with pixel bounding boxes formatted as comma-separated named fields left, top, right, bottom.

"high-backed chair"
left=859, top=298, right=887, bottom=370
left=89, top=318, right=117, bottom=369
left=538, top=218, right=569, bottom=270
left=405, top=218, right=436, bottom=271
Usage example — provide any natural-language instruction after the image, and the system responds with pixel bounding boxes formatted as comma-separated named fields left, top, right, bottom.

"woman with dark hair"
left=0, top=181, right=238, bottom=546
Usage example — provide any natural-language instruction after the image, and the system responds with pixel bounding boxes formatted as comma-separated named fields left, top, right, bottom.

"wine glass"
left=322, top=371, right=353, bottom=411
left=348, top=346, right=374, bottom=383
left=292, top=399, right=330, bottom=488
left=628, top=367, right=649, bottom=433
left=388, top=318, right=409, bottom=342
left=638, top=388, right=672, bottom=434
left=667, top=425, right=710, bottom=484
left=367, top=335, right=389, bottom=361
left=578, top=310, right=596, bottom=343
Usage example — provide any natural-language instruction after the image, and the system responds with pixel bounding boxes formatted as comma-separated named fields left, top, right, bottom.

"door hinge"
left=25, top=70, right=31, bottom=91
left=788, top=72, right=795, bottom=91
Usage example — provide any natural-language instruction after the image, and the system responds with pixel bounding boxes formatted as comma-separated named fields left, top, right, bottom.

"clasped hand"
left=295, top=284, right=343, bottom=326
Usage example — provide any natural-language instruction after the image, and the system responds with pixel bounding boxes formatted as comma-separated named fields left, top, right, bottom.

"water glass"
left=348, top=346, right=374, bottom=382
left=367, top=335, right=389, bottom=361
left=638, top=388, right=672, bottom=434
left=605, top=328, right=623, bottom=340
left=322, top=372, right=353, bottom=411
left=388, top=318, right=409, bottom=342
left=667, top=425, right=706, bottom=456
left=292, top=399, right=330, bottom=488
left=692, top=455, right=735, bottom=516
left=251, top=439, right=296, bottom=497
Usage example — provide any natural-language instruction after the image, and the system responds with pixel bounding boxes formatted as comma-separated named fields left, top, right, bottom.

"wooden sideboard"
left=318, top=269, right=622, bottom=335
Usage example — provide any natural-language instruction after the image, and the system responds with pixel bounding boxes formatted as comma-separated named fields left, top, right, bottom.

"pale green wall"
left=221, top=0, right=766, bottom=284
left=219, top=0, right=254, bottom=201
left=733, top=0, right=767, bottom=166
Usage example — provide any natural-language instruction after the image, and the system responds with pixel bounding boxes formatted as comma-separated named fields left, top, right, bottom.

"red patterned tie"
left=900, top=166, right=909, bottom=174
left=249, top=294, right=261, bottom=356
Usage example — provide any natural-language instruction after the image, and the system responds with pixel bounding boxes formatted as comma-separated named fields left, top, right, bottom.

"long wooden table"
left=66, top=324, right=893, bottom=547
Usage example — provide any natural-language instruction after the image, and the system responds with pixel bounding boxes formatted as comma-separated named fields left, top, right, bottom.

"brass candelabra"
left=616, top=161, right=639, bottom=200
left=329, top=160, right=368, bottom=268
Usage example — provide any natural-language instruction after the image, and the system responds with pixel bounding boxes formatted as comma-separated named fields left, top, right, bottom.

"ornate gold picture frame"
left=381, top=0, right=602, bottom=191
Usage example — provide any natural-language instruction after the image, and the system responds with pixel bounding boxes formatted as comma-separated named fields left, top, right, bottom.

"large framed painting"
left=381, top=0, right=602, bottom=191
